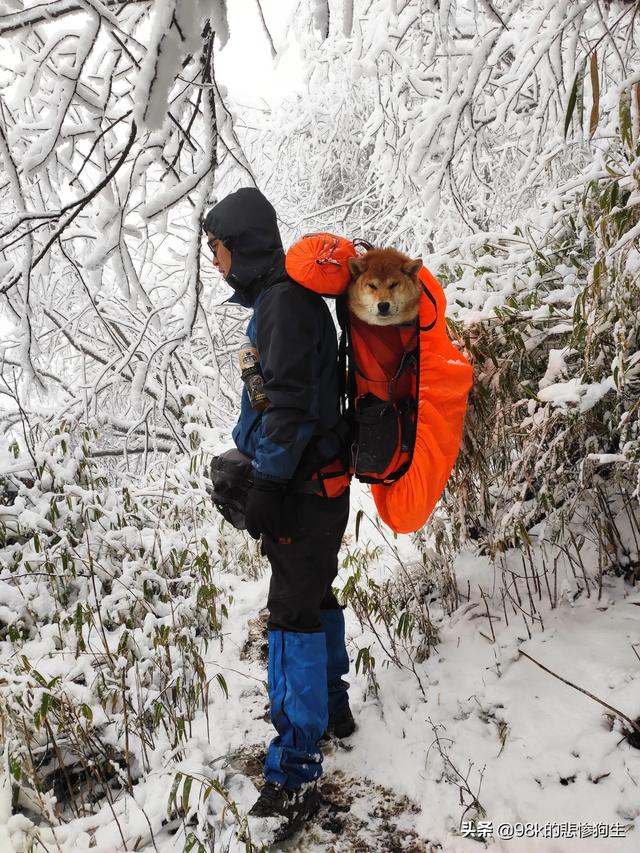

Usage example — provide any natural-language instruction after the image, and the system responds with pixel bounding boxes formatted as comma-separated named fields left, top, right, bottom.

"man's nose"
left=377, top=301, right=390, bottom=315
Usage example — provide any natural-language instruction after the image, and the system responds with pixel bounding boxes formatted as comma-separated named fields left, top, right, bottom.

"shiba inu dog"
left=347, top=248, right=423, bottom=326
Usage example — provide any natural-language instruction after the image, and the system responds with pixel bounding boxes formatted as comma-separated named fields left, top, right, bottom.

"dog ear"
left=403, top=258, right=423, bottom=277
left=347, top=256, right=367, bottom=276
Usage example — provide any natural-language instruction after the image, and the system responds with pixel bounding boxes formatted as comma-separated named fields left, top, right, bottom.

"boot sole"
left=331, top=721, right=356, bottom=738
left=272, top=790, right=321, bottom=842
left=319, top=721, right=356, bottom=742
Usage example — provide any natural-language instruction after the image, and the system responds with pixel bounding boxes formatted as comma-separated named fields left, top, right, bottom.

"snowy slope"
left=5, top=479, right=637, bottom=852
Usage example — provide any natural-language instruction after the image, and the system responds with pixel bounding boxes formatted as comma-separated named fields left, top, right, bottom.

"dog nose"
left=377, top=302, right=390, bottom=315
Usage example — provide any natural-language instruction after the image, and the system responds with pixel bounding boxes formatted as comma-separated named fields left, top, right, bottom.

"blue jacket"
left=204, top=188, right=342, bottom=483
left=232, top=279, right=340, bottom=481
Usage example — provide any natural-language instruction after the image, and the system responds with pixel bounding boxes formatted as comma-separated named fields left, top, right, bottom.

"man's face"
left=205, top=230, right=232, bottom=279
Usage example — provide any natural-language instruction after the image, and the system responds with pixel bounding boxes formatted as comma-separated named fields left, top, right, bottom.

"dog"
left=347, top=248, right=423, bottom=326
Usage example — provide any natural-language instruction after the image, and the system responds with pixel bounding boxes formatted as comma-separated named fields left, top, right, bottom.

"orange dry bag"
left=370, top=265, right=473, bottom=533
left=285, top=233, right=473, bottom=534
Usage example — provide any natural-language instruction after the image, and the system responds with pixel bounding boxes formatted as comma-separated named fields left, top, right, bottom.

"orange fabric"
left=371, top=267, right=473, bottom=533
left=350, top=317, right=417, bottom=394
left=285, top=235, right=473, bottom=533
left=349, top=315, right=417, bottom=482
left=312, top=457, right=350, bottom=497
left=285, top=233, right=356, bottom=296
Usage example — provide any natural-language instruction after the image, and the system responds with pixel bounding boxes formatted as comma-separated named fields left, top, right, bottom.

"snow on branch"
left=0, top=0, right=243, bottom=466
left=257, top=0, right=640, bottom=251
left=0, top=0, right=151, bottom=37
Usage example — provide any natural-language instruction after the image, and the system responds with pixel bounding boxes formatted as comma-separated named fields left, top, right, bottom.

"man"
left=203, top=187, right=355, bottom=840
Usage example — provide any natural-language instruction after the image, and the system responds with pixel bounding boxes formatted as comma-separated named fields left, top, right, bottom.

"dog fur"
left=347, top=248, right=423, bottom=326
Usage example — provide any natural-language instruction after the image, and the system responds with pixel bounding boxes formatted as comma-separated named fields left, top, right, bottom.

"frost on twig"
left=134, top=0, right=228, bottom=132
left=0, top=0, right=244, bottom=468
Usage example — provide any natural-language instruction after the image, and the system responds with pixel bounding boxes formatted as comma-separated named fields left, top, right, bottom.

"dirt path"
left=228, top=743, right=435, bottom=852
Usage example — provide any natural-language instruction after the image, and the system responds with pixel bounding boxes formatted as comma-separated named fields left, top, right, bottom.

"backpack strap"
left=336, top=293, right=355, bottom=418
left=419, top=281, right=438, bottom=332
left=352, top=238, right=375, bottom=253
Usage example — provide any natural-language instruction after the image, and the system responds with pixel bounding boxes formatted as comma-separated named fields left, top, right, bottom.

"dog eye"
left=389, top=282, right=398, bottom=290
left=368, top=283, right=377, bottom=290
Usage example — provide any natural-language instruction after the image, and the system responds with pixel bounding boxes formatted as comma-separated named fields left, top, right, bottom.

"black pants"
left=262, top=490, right=350, bottom=631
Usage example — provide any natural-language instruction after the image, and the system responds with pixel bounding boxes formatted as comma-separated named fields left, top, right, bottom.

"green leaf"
left=215, top=672, right=228, bottom=699
left=40, top=693, right=50, bottom=718
left=9, top=757, right=21, bottom=782
left=593, top=257, right=605, bottom=292
left=355, top=509, right=364, bottom=542
left=564, top=68, right=582, bottom=140
left=181, top=775, right=193, bottom=815
left=589, top=51, right=599, bottom=139
left=577, top=63, right=584, bottom=133
left=168, top=772, right=182, bottom=816
left=519, top=383, right=539, bottom=401
left=619, top=88, right=632, bottom=148
left=31, top=669, right=48, bottom=688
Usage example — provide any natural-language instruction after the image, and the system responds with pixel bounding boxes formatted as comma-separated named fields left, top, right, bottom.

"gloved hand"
left=245, top=475, right=292, bottom=541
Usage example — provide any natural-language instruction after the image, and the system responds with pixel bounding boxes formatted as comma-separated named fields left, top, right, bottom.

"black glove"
left=245, top=476, right=292, bottom=541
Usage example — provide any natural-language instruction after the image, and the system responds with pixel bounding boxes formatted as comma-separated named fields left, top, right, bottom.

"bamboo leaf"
left=168, top=773, right=182, bottom=816
left=355, top=509, right=364, bottom=542
left=215, top=672, right=228, bottom=699
left=31, top=669, right=48, bottom=688
left=593, top=257, right=605, bottom=290
left=564, top=68, right=582, bottom=140
left=619, top=88, right=632, bottom=148
left=589, top=51, right=599, bottom=139
left=577, top=63, right=584, bottom=134
left=181, top=775, right=193, bottom=815
left=519, top=383, right=540, bottom=401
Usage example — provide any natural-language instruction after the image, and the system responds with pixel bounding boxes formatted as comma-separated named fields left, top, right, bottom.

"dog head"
left=347, top=248, right=423, bottom=326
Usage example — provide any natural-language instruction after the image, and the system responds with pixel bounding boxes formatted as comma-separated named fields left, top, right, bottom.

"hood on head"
left=204, top=187, right=285, bottom=306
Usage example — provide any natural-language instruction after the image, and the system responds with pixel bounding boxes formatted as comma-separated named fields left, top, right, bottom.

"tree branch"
left=519, top=650, right=640, bottom=735
left=0, top=0, right=152, bottom=38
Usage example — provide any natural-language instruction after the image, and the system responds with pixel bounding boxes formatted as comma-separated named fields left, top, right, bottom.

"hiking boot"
left=330, top=701, right=356, bottom=738
left=247, top=780, right=320, bottom=843
left=319, top=701, right=356, bottom=741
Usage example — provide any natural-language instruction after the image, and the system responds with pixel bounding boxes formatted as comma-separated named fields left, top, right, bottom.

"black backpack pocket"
left=352, top=393, right=399, bottom=476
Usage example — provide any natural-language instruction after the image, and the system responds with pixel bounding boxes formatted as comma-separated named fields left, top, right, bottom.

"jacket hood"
left=204, top=187, right=285, bottom=306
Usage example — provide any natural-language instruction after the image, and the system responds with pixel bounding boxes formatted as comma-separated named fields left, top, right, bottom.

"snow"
left=1, top=0, right=639, bottom=850
left=134, top=1, right=228, bottom=132
left=539, top=348, right=570, bottom=390
left=587, top=454, right=628, bottom=465
left=537, top=376, right=615, bottom=412
left=4, top=484, right=635, bottom=852
left=0, top=743, right=17, bottom=853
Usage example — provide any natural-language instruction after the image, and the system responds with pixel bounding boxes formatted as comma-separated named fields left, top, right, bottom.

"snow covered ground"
left=5, top=479, right=637, bottom=852
left=1, top=0, right=639, bottom=848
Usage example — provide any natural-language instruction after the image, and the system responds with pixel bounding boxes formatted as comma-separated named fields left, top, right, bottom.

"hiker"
left=204, top=188, right=354, bottom=839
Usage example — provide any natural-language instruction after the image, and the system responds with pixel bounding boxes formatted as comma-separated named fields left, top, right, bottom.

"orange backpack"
left=285, top=233, right=473, bottom=534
